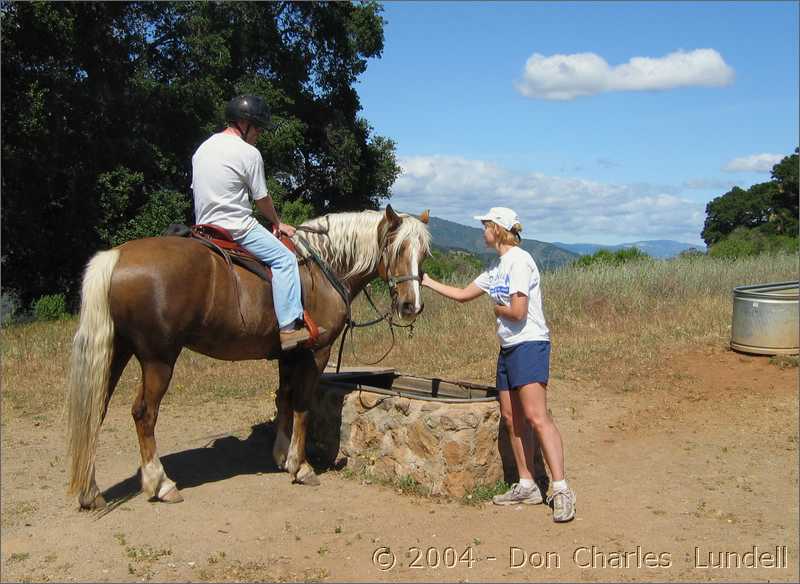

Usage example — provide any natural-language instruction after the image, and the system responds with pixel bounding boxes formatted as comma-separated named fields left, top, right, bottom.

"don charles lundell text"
left=694, top=546, right=788, bottom=569
left=572, top=546, right=672, bottom=569
left=509, top=547, right=671, bottom=570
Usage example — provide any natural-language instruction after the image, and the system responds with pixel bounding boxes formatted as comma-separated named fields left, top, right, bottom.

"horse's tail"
left=66, top=249, right=120, bottom=496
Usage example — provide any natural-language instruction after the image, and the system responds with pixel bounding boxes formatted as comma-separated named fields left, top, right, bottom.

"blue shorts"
left=496, top=341, right=551, bottom=390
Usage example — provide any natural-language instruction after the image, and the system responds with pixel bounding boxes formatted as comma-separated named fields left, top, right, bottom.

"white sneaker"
left=547, top=488, right=576, bottom=522
left=492, top=483, right=544, bottom=506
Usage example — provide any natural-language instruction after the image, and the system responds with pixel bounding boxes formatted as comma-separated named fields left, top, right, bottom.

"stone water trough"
left=308, top=367, right=541, bottom=497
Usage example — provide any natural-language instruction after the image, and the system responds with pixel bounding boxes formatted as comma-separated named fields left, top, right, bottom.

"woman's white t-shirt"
left=473, top=246, right=550, bottom=348
left=191, top=132, right=269, bottom=238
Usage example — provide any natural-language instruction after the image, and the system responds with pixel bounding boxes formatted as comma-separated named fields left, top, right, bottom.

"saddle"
left=164, top=223, right=295, bottom=283
left=163, top=223, right=320, bottom=348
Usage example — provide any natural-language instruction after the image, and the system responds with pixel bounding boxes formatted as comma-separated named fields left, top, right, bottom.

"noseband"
left=386, top=273, right=422, bottom=290
left=382, top=252, right=423, bottom=316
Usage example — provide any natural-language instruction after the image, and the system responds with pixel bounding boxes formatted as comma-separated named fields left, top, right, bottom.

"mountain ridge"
left=427, top=216, right=578, bottom=269
left=425, top=216, right=704, bottom=265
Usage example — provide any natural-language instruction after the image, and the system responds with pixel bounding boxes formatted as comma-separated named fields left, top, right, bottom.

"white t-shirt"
left=473, top=246, right=550, bottom=347
left=191, top=132, right=269, bottom=237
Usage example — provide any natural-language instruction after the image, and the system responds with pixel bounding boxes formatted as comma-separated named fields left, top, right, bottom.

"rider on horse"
left=191, top=95, right=311, bottom=350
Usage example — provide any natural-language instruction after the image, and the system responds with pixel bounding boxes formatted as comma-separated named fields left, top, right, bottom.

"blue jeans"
left=235, top=223, right=303, bottom=328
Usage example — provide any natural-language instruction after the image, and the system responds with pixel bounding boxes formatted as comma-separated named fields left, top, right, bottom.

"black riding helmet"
left=225, top=95, right=271, bottom=130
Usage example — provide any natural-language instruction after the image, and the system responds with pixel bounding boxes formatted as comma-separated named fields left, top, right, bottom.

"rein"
left=334, top=284, right=419, bottom=374
left=294, top=227, right=420, bottom=373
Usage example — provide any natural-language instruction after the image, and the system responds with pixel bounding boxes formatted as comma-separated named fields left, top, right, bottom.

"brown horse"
left=66, top=206, right=431, bottom=509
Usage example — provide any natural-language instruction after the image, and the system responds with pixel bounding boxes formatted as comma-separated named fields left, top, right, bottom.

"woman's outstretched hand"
left=421, top=272, right=433, bottom=288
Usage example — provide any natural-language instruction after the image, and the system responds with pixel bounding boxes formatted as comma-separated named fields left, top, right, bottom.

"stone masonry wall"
left=308, top=385, right=525, bottom=497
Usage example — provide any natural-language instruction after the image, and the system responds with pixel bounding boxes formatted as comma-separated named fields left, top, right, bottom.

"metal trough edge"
left=318, top=375, right=498, bottom=403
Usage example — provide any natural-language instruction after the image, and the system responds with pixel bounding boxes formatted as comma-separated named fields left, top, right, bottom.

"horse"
left=66, top=205, right=431, bottom=509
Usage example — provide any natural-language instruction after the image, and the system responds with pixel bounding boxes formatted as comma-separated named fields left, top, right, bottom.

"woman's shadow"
left=98, top=420, right=281, bottom=515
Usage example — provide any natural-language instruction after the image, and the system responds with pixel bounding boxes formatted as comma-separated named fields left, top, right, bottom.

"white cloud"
left=722, top=153, right=783, bottom=173
left=515, top=49, right=734, bottom=100
left=390, top=155, right=705, bottom=244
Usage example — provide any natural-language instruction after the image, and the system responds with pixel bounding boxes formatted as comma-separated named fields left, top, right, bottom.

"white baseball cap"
left=474, top=207, right=521, bottom=232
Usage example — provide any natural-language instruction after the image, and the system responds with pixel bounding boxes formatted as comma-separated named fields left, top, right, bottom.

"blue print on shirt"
left=489, top=274, right=510, bottom=302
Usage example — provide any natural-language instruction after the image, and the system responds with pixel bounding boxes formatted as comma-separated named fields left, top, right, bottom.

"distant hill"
left=427, top=217, right=578, bottom=269
left=551, top=240, right=706, bottom=259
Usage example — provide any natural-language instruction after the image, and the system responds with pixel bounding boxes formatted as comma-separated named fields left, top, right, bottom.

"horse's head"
left=377, top=205, right=431, bottom=320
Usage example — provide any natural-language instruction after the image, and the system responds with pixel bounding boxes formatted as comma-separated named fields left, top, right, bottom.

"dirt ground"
left=1, top=343, right=798, bottom=582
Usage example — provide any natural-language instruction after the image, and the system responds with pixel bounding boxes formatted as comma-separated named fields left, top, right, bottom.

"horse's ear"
left=419, top=209, right=430, bottom=224
left=385, top=205, right=402, bottom=229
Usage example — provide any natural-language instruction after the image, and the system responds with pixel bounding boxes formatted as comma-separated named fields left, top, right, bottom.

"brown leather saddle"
left=186, top=223, right=296, bottom=283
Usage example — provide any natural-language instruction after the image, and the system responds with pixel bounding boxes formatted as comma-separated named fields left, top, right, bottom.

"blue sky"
left=356, top=1, right=799, bottom=245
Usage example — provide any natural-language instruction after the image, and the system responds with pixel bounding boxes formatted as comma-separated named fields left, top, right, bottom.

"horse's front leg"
left=285, top=346, right=331, bottom=486
left=272, top=357, right=293, bottom=470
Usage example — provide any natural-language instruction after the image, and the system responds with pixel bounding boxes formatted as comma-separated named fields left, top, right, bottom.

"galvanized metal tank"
left=731, top=281, right=799, bottom=355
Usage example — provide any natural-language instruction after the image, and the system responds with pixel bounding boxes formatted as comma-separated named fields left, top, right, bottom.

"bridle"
left=386, top=273, right=422, bottom=289
left=295, top=224, right=424, bottom=372
left=378, top=244, right=424, bottom=307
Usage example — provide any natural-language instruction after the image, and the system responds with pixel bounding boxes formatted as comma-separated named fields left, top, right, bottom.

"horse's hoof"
left=159, top=486, right=184, bottom=504
left=285, top=456, right=300, bottom=477
left=79, top=493, right=107, bottom=510
left=294, top=464, right=321, bottom=486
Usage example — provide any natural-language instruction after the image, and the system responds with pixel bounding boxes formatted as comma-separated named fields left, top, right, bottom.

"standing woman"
left=421, top=207, right=576, bottom=522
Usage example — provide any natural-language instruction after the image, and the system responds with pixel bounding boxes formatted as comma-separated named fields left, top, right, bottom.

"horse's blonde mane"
left=296, top=210, right=431, bottom=280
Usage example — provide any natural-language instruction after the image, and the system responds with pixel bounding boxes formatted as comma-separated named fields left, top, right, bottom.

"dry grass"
left=345, top=252, right=798, bottom=389
left=543, top=253, right=798, bottom=381
left=1, top=253, right=796, bottom=421
left=1, top=319, right=279, bottom=424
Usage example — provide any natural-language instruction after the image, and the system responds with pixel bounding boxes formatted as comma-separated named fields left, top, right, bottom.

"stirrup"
left=279, top=311, right=326, bottom=351
left=300, top=309, right=323, bottom=348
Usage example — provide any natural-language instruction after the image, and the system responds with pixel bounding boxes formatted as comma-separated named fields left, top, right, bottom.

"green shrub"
left=709, top=227, right=799, bottom=259
left=573, top=247, right=652, bottom=268
left=32, top=293, right=68, bottom=321
left=678, top=248, right=707, bottom=260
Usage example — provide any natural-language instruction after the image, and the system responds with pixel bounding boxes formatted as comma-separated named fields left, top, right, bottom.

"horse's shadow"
left=99, top=421, right=283, bottom=514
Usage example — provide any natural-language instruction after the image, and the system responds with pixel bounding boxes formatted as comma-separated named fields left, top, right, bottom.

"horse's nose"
left=401, top=301, right=417, bottom=315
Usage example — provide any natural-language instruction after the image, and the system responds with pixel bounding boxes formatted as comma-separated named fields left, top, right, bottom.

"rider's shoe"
left=280, top=327, right=311, bottom=351
left=280, top=325, right=327, bottom=351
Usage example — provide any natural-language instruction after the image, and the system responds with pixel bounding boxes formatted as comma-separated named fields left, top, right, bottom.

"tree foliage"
left=701, top=149, right=799, bottom=246
left=1, top=1, right=400, bottom=305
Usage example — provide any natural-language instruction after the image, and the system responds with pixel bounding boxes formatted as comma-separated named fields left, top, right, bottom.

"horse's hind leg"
left=132, top=358, right=182, bottom=503
left=79, top=340, right=132, bottom=509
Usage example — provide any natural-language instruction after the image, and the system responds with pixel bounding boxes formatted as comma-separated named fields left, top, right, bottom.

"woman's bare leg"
left=513, top=382, right=565, bottom=481
left=498, top=390, right=533, bottom=480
